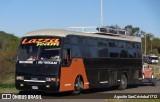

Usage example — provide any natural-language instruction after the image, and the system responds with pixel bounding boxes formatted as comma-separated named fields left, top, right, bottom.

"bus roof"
left=23, top=29, right=141, bottom=42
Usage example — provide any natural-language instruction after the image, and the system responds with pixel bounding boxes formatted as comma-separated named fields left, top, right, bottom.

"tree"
left=0, top=31, right=20, bottom=78
left=124, top=25, right=140, bottom=36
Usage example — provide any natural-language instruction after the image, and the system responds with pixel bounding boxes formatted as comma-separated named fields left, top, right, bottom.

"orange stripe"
left=59, top=58, right=89, bottom=92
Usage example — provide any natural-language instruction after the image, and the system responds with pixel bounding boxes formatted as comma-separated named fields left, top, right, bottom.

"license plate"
left=32, top=86, right=38, bottom=90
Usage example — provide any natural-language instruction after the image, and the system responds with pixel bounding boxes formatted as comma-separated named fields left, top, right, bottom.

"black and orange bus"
left=15, top=28, right=142, bottom=94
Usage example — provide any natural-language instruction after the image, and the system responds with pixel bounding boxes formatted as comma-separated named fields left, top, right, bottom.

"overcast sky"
left=0, top=0, right=160, bottom=37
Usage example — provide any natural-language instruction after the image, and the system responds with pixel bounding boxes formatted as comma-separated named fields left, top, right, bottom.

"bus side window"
left=62, top=49, right=71, bottom=66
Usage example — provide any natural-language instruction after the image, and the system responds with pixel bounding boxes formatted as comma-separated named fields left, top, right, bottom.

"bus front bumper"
left=15, top=81, right=59, bottom=92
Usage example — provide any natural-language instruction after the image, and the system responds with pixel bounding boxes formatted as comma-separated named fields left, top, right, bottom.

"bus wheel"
left=118, top=74, right=127, bottom=90
left=72, top=76, right=84, bottom=95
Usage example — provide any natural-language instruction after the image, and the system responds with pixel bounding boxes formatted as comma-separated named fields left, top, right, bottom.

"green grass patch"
left=0, top=72, right=19, bottom=93
left=149, top=64, right=160, bottom=79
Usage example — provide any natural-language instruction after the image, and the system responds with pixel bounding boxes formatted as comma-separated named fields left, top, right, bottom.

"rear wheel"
left=118, top=74, right=127, bottom=90
left=72, top=76, right=84, bottom=95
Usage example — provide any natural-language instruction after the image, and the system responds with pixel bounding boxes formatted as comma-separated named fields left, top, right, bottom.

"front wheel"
left=118, top=74, right=128, bottom=90
left=72, top=76, right=84, bottom=95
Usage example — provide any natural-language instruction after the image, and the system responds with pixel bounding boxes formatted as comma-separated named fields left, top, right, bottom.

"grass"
left=0, top=72, right=19, bottom=93
left=150, top=65, right=160, bottom=79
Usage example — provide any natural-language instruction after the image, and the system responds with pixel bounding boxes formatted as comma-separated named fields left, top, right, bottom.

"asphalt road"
left=43, top=80, right=160, bottom=99
left=14, top=80, right=160, bottom=99
left=1, top=81, right=160, bottom=102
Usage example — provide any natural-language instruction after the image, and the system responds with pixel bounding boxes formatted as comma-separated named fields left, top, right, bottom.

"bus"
left=15, top=27, right=142, bottom=94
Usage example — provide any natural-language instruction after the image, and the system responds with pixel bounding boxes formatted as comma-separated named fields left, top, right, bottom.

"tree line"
left=0, top=31, right=20, bottom=78
left=124, top=25, right=160, bottom=56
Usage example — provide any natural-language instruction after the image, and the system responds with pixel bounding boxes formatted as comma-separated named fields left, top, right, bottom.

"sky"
left=0, top=0, right=160, bottom=37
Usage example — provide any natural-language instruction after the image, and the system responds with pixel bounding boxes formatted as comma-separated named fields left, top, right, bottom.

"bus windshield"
left=18, top=37, right=61, bottom=62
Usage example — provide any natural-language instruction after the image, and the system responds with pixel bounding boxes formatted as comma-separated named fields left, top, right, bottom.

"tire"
left=118, top=74, right=128, bottom=90
left=72, top=76, right=84, bottom=95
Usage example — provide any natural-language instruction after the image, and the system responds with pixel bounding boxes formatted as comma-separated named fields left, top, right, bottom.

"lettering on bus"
left=22, top=38, right=60, bottom=46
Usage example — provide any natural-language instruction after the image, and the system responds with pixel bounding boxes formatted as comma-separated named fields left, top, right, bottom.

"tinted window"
left=64, top=36, right=69, bottom=44
left=81, top=37, right=86, bottom=45
left=127, top=42, right=135, bottom=48
left=119, top=49, right=128, bottom=58
left=137, top=49, right=142, bottom=58
left=109, top=40, right=118, bottom=47
left=119, top=41, right=126, bottom=48
left=72, top=45, right=82, bottom=57
left=128, top=49, right=136, bottom=58
left=70, top=36, right=79, bottom=44
left=98, top=47, right=108, bottom=57
left=97, top=39, right=108, bottom=46
left=109, top=48, right=119, bottom=58
left=85, top=46, right=97, bottom=58
left=64, top=35, right=81, bottom=44
left=135, top=42, right=141, bottom=49
left=86, top=38, right=97, bottom=46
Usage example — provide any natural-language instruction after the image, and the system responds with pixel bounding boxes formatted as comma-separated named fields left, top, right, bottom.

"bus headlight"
left=46, top=78, right=56, bottom=82
left=16, top=76, right=24, bottom=80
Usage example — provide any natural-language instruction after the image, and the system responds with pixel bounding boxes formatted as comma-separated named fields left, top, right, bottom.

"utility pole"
left=144, top=33, right=146, bottom=55
left=100, top=0, right=103, bottom=26
left=150, top=37, right=153, bottom=54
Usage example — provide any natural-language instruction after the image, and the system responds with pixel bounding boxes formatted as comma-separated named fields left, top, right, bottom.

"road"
left=2, top=64, right=160, bottom=102
left=41, top=80, right=160, bottom=99
left=14, top=80, right=160, bottom=99
left=1, top=81, right=159, bottom=102
left=1, top=80, right=160, bottom=102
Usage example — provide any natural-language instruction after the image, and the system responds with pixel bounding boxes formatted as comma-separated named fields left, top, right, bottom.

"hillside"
left=0, top=31, right=20, bottom=79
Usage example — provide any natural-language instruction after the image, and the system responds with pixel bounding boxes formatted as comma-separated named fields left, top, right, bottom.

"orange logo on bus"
left=22, top=38, right=60, bottom=46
